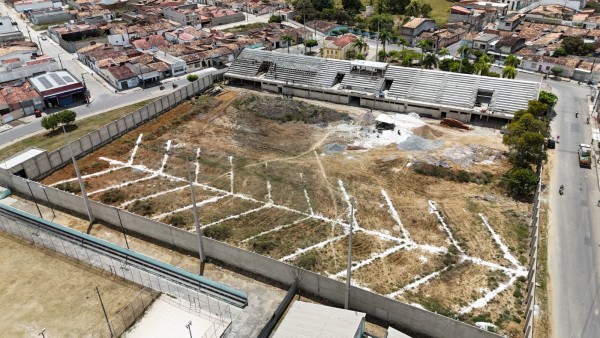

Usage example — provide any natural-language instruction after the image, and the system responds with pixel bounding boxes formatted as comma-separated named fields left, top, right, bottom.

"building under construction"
left=224, top=49, right=541, bottom=125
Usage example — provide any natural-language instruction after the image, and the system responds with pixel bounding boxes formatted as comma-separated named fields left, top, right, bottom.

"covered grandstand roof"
left=226, top=49, right=540, bottom=116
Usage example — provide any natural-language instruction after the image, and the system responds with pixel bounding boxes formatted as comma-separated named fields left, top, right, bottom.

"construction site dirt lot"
left=0, top=232, right=153, bottom=337
left=42, top=88, right=531, bottom=336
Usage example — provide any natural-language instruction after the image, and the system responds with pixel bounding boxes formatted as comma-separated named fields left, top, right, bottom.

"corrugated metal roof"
left=272, top=301, right=365, bottom=338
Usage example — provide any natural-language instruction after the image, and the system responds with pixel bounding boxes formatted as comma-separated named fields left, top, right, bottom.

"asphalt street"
left=546, top=78, right=600, bottom=338
left=0, top=3, right=201, bottom=147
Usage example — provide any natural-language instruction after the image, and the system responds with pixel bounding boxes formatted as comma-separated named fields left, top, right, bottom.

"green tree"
left=305, top=39, right=318, bottom=53
left=379, top=30, right=392, bottom=54
left=538, top=91, right=558, bottom=107
left=405, top=0, right=422, bottom=17
left=437, top=47, right=449, bottom=57
left=416, top=38, right=433, bottom=53
left=397, top=36, right=408, bottom=51
left=342, top=0, right=362, bottom=14
left=355, top=52, right=366, bottom=60
left=420, top=3, right=432, bottom=17
left=474, top=54, right=491, bottom=75
left=281, top=34, right=294, bottom=53
left=268, top=15, right=283, bottom=23
left=347, top=49, right=357, bottom=59
left=186, top=74, right=198, bottom=82
left=503, top=113, right=546, bottom=148
left=367, top=14, right=394, bottom=32
left=352, top=37, right=368, bottom=54
left=527, top=100, right=549, bottom=117
left=41, top=114, right=59, bottom=130
left=504, top=54, right=520, bottom=68
left=439, top=58, right=458, bottom=71
left=57, top=109, right=76, bottom=126
left=551, top=66, right=563, bottom=78
left=502, top=65, right=518, bottom=79
left=383, top=0, right=411, bottom=14
left=312, top=0, right=334, bottom=11
left=378, top=50, right=387, bottom=61
left=556, top=36, right=595, bottom=56
left=509, top=131, right=546, bottom=167
left=422, top=53, right=438, bottom=69
left=487, top=71, right=501, bottom=78
left=504, top=168, right=539, bottom=197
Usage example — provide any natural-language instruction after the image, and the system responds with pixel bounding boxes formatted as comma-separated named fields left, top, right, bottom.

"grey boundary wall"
left=523, top=164, right=543, bottom=338
left=0, top=169, right=503, bottom=338
left=7, top=75, right=213, bottom=181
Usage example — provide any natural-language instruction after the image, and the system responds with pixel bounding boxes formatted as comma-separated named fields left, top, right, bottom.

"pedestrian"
left=557, top=135, right=560, bottom=143
left=597, top=200, right=600, bottom=207
left=576, top=111, right=579, bottom=118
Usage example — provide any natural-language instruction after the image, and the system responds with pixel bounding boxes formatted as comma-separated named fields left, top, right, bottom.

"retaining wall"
left=0, top=172, right=503, bottom=338
left=5, top=75, right=213, bottom=181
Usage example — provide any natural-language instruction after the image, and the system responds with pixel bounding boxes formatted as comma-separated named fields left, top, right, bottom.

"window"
left=546, top=66, right=550, bottom=71
left=531, top=63, right=537, bottom=68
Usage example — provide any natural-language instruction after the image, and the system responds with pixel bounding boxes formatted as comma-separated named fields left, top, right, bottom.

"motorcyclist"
left=560, top=185, right=564, bottom=194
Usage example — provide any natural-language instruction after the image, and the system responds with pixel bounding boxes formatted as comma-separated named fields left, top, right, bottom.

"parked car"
left=34, top=109, right=42, bottom=118
left=547, top=138, right=555, bottom=149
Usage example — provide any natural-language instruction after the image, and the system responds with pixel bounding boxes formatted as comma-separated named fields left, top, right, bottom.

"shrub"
left=100, top=189, right=127, bottom=204
left=204, top=225, right=232, bottom=241
left=268, top=15, right=282, bottom=23
left=41, top=114, right=59, bottom=130
left=503, top=168, right=539, bottom=197
left=251, top=236, right=277, bottom=254
left=129, top=200, right=155, bottom=216
left=187, top=74, right=199, bottom=82
left=456, top=170, right=471, bottom=183
left=167, top=214, right=189, bottom=228
left=295, top=251, right=320, bottom=270
left=57, top=181, right=81, bottom=193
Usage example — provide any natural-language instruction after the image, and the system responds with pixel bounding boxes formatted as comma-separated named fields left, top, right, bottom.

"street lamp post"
left=115, top=208, right=130, bottom=250
left=37, top=36, right=43, bottom=55
left=57, top=53, right=64, bottom=69
left=81, top=73, right=90, bottom=105
left=185, top=321, right=193, bottom=338
left=39, top=185, right=55, bottom=220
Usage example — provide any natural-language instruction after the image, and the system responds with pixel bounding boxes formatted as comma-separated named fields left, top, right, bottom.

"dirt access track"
left=42, top=87, right=530, bottom=336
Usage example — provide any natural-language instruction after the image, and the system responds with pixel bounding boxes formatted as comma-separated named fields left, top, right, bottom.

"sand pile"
left=412, top=125, right=445, bottom=140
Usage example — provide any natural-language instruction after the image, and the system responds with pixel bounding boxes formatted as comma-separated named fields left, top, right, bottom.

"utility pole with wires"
left=188, top=158, right=206, bottom=273
left=63, top=124, right=95, bottom=225
left=344, top=197, right=356, bottom=310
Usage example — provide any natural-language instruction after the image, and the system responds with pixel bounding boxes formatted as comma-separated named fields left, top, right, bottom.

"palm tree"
left=379, top=30, right=392, bottom=54
left=457, top=45, right=472, bottom=58
left=504, top=54, right=520, bottom=68
left=352, top=37, right=368, bottom=55
left=437, top=48, right=449, bottom=57
left=502, top=65, right=518, bottom=79
left=474, top=54, right=491, bottom=75
left=422, top=53, right=438, bottom=69
left=281, top=34, right=293, bottom=53
left=397, top=37, right=408, bottom=51
left=417, top=38, right=433, bottom=53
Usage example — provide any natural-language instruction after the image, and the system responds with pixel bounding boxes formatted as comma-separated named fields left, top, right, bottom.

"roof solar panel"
left=62, top=76, right=75, bottom=83
left=49, top=73, right=66, bottom=86
left=38, top=76, right=52, bottom=89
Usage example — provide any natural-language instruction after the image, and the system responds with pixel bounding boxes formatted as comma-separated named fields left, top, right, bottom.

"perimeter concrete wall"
left=0, top=172, right=504, bottom=338
left=3, top=75, right=213, bottom=180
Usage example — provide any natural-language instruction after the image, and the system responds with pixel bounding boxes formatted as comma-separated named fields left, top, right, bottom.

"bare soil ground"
left=0, top=232, right=152, bottom=337
left=41, top=88, right=532, bottom=335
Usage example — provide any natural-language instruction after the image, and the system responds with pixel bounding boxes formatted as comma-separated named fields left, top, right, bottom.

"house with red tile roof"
left=321, top=34, right=360, bottom=60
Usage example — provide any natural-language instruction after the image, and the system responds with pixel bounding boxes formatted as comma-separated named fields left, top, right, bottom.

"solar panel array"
left=38, top=76, right=52, bottom=89
left=49, top=73, right=66, bottom=86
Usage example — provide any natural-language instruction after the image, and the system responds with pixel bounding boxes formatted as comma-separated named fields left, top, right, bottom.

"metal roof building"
left=225, top=49, right=541, bottom=124
left=29, top=70, right=85, bottom=108
left=272, top=301, right=366, bottom=338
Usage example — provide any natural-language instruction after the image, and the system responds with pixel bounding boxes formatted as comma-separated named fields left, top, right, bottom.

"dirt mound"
left=412, top=125, right=445, bottom=140
left=440, top=118, right=471, bottom=130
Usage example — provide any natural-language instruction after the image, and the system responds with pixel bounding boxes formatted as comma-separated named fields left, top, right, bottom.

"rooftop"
left=29, top=70, right=82, bottom=92
left=403, top=17, right=433, bottom=29
left=272, top=301, right=365, bottom=338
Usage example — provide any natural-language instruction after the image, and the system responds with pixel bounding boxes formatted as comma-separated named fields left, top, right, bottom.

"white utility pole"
left=63, top=124, right=94, bottom=224
left=344, top=197, right=356, bottom=309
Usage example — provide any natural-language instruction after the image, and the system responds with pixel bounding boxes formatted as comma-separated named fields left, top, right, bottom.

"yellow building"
left=320, top=34, right=363, bottom=60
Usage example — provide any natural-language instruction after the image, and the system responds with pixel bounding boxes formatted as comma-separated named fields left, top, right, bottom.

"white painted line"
left=241, top=216, right=311, bottom=243
left=428, top=200, right=465, bottom=254
left=387, top=267, right=450, bottom=298
left=201, top=204, right=271, bottom=229
left=381, top=189, right=412, bottom=241
left=331, top=244, right=408, bottom=278
left=88, top=174, right=157, bottom=196
left=128, top=133, right=144, bottom=165
left=280, top=234, right=347, bottom=262
left=479, top=213, right=523, bottom=269
left=459, top=275, right=519, bottom=314
left=152, top=194, right=227, bottom=221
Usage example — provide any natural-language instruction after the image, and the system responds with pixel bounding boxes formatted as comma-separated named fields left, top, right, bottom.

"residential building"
left=0, top=82, right=44, bottom=123
left=0, top=42, right=39, bottom=62
left=471, top=33, right=499, bottom=52
left=152, top=50, right=186, bottom=77
left=448, top=6, right=485, bottom=32
left=272, top=301, right=366, bottom=338
left=48, top=23, right=101, bottom=43
left=492, top=35, right=526, bottom=57
left=0, top=16, right=24, bottom=43
left=28, top=70, right=86, bottom=108
left=320, top=34, right=359, bottom=60
left=529, top=5, right=575, bottom=20
left=13, top=0, right=60, bottom=12
left=163, top=4, right=202, bottom=28
left=401, top=18, right=436, bottom=46
left=27, top=8, right=73, bottom=25
left=100, top=64, right=139, bottom=90
left=0, top=56, right=59, bottom=83
left=304, top=20, right=347, bottom=36
left=497, top=13, right=523, bottom=31
left=418, top=27, right=468, bottom=51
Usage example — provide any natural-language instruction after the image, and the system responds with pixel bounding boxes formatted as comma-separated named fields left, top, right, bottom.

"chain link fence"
left=0, top=209, right=234, bottom=337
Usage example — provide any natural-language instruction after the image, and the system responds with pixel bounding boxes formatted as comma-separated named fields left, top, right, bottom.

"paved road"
left=547, top=79, right=600, bottom=338
left=0, top=2, right=208, bottom=148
